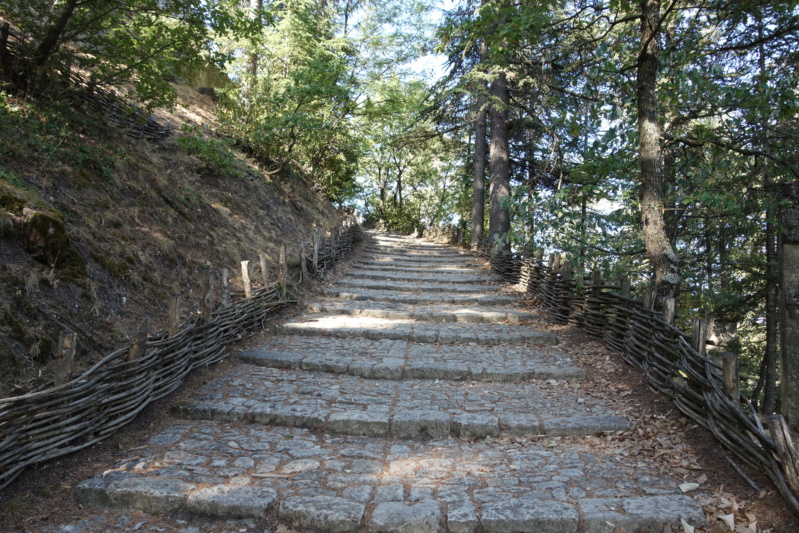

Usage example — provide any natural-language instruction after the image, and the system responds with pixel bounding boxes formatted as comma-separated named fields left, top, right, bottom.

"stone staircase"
left=75, top=231, right=705, bottom=532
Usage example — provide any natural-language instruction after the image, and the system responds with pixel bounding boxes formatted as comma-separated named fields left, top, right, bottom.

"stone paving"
left=77, top=423, right=703, bottom=533
left=306, top=300, right=538, bottom=324
left=174, top=366, right=626, bottom=437
left=241, top=336, right=584, bottom=381
left=74, top=231, right=707, bottom=532
left=325, top=287, right=518, bottom=306
left=341, top=269, right=496, bottom=284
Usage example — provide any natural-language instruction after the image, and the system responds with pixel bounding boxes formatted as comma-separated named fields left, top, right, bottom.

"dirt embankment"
left=0, top=84, right=343, bottom=397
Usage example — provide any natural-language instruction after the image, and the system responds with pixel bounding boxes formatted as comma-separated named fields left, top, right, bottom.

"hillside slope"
left=0, top=85, right=343, bottom=397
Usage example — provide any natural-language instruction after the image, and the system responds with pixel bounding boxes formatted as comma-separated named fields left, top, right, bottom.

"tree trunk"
left=761, top=165, right=778, bottom=414
left=637, top=0, right=680, bottom=304
left=488, top=71, right=511, bottom=256
left=32, top=0, right=79, bottom=68
left=472, top=93, right=487, bottom=251
left=247, top=0, right=263, bottom=84
left=472, top=38, right=488, bottom=251
left=756, top=16, right=778, bottom=415
left=780, top=182, right=799, bottom=428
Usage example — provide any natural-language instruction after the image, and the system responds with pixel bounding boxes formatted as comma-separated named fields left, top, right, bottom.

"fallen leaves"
left=560, top=330, right=770, bottom=533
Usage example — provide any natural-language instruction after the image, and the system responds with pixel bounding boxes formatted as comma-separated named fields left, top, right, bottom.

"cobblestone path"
left=75, top=231, right=705, bottom=532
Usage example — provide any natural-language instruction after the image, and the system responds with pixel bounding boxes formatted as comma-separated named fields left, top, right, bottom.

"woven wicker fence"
left=0, top=221, right=362, bottom=490
left=426, top=227, right=799, bottom=516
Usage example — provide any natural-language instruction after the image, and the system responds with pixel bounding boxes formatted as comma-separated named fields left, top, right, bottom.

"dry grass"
left=0, top=82, right=343, bottom=395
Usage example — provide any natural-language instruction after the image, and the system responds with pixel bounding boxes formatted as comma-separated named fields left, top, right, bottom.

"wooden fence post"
left=559, top=260, right=573, bottom=321
left=259, top=252, right=269, bottom=288
left=313, top=226, right=321, bottom=273
left=551, top=254, right=561, bottom=274
left=129, top=317, right=148, bottom=361
left=662, top=297, right=676, bottom=325
left=221, top=268, right=231, bottom=308
left=767, top=415, right=799, bottom=494
left=168, top=294, right=181, bottom=337
left=278, top=244, right=287, bottom=298
left=241, top=260, right=252, bottom=299
left=200, top=270, right=214, bottom=324
left=691, top=318, right=708, bottom=356
left=722, top=352, right=740, bottom=401
left=592, top=269, right=602, bottom=288
left=620, top=276, right=631, bottom=298
left=643, top=285, right=656, bottom=311
left=301, top=242, right=309, bottom=281
left=54, top=331, right=77, bottom=386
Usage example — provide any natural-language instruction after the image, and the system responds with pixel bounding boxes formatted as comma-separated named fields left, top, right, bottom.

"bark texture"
left=472, top=94, right=487, bottom=250
left=488, top=72, right=511, bottom=256
left=780, top=183, right=799, bottom=428
left=637, top=0, right=680, bottom=304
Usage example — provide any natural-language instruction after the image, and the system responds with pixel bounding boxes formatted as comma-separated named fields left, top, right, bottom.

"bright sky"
left=405, top=0, right=457, bottom=80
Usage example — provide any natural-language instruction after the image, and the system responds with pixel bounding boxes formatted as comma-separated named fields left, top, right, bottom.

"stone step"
left=326, top=288, right=517, bottom=306
left=351, top=262, right=482, bottom=273
left=361, top=247, right=466, bottom=259
left=307, top=300, right=538, bottom=324
left=335, top=278, right=495, bottom=293
left=241, top=336, right=584, bottom=382
left=174, top=365, right=618, bottom=438
left=279, top=315, right=558, bottom=345
left=347, top=269, right=495, bottom=284
left=362, top=255, right=481, bottom=265
left=76, top=421, right=705, bottom=532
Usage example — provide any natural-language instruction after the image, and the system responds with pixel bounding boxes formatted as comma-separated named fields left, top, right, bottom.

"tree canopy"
left=2, top=0, right=797, bottom=411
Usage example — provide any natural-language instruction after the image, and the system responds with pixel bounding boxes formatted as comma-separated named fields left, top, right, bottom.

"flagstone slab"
left=76, top=422, right=705, bottom=531
left=173, top=365, right=626, bottom=437
left=279, top=315, right=557, bottom=345
left=240, top=336, right=585, bottom=382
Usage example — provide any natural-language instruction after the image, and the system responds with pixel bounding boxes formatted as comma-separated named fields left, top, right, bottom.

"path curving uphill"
left=74, top=231, right=705, bottom=532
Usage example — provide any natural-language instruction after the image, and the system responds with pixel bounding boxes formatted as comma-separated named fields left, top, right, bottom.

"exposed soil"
left=0, top=84, right=344, bottom=397
left=0, top=245, right=362, bottom=533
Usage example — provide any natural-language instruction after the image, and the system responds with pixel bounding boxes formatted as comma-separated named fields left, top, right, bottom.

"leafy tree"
left=0, top=0, right=230, bottom=107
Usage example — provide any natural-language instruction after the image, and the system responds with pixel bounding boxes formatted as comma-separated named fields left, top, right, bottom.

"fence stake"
left=313, top=226, right=321, bottom=273
left=168, top=294, right=181, bottom=337
left=200, top=270, right=214, bottom=324
left=551, top=254, right=561, bottom=274
left=301, top=242, right=309, bottom=281
left=221, top=268, right=231, bottom=308
left=278, top=244, right=287, bottom=298
left=259, top=252, right=269, bottom=288
left=643, top=286, right=656, bottom=310
left=692, top=318, right=708, bottom=356
left=129, top=317, right=148, bottom=361
left=54, top=331, right=77, bottom=386
left=620, top=276, right=631, bottom=298
left=241, top=260, right=252, bottom=299
left=722, top=352, right=740, bottom=401
left=766, top=415, right=799, bottom=495
left=662, top=297, right=676, bottom=325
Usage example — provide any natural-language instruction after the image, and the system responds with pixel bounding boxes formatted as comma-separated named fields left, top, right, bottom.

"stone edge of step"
left=75, top=478, right=705, bottom=533
left=239, top=349, right=586, bottom=382
left=278, top=321, right=559, bottom=346
left=173, top=402, right=628, bottom=439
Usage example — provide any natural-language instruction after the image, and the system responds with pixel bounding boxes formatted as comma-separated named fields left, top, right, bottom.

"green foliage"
left=0, top=88, right=120, bottom=183
left=0, top=0, right=235, bottom=108
left=176, top=126, right=241, bottom=178
left=217, top=0, right=358, bottom=202
left=432, top=0, right=799, bottom=409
